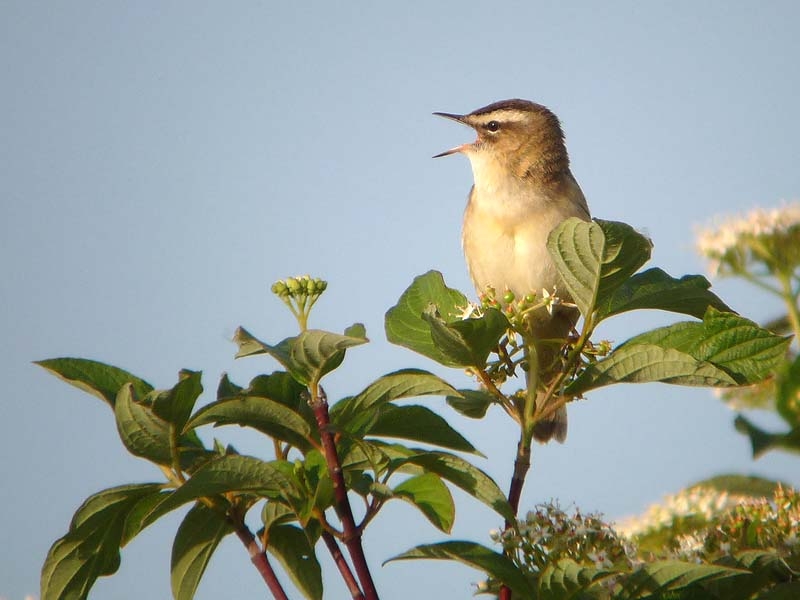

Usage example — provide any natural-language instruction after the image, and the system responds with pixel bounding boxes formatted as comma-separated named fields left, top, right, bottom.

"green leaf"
left=41, top=484, right=163, bottom=600
left=35, top=357, right=152, bottom=408
left=538, top=558, right=610, bottom=600
left=171, top=503, right=232, bottom=600
left=267, top=524, right=323, bottom=600
left=625, top=307, right=791, bottom=385
left=547, top=218, right=652, bottom=318
left=216, top=373, right=243, bottom=397
left=386, top=541, right=533, bottom=598
left=244, top=371, right=315, bottom=429
left=142, top=455, right=296, bottom=526
left=233, top=326, right=368, bottom=385
left=262, top=502, right=296, bottom=531
left=620, top=560, right=746, bottom=598
left=384, top=270, right=471, bottom=365
left=734, top=415, right=800, bottom=458
left=776, top=354, right=800, bottom=425
left=686, top=475, right=787, bottom=498
left=186, top=396, right=314, bottom=451
left=446, top=389, right=495, bottom=419
left=366, top=404, right=480, bottom=454
left=422, top=306, right=508, bottom=368
left=566, top=344, right=737, bottom=396
left=393, top=451, right=513, bottom=521
left=114, top=383, right=172, bottom=465
left=393, top=473, right=455, bottom=533
left=596, top=268, right=731, bottom=321
left=152, top=369, right=203, bottom=431
left=332, top=369, right=459, bottom=430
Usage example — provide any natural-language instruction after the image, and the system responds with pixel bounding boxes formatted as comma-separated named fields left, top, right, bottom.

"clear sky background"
left=2, top=2, right=800, bottom=599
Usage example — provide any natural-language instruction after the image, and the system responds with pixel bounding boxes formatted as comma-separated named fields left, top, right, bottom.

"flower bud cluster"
left=271, top=275, right=328, bottom=299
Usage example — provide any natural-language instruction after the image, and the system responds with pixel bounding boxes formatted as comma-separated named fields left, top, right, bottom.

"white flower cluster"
left=616, top=487, right=751, bottom=538
left=695, top=201, right=800, bottom=274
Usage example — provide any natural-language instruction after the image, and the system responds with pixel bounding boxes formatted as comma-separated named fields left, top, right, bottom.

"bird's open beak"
left=432, top=112, right=473, bottom=158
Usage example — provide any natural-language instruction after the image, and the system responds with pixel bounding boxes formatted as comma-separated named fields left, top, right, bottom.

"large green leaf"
left=547, top=218, right=652, bottom=317
left=734, top=415, right=800, bottom=458
left=114, top=383, right=172, bottom=465
left=446, top=389, right=495, bottom=419
left=421, top=306, right=508, bottom=368
left=332, top=369, right=459, bottom=431
left=41, top=484, right=163, bottom=600
left=186, top=395, right=314, bottom=451
left=566, top=344, right=737, bottom=396
left=152, top=369, right=203, bottom=432
left=624, top=307, right=790, bottom=384
left=267, top=524, right=323, bottom=600
left=142, top=455, right=296, bottom=527
left=596, top=268, right=731, bottom=321
left=35, top=357, right=152, bottom=408
left=710, top=551, right=798, bottom=600
left=393, top=473, right=455, bottom=533
left=620, top=560, right=746, bottom=598
left=686, top=475, right=787, bottom=498
left=386, top=541, right=533, bottom=598
left=385, top=270, right=488, bottom=367
left=234, top=326, right=368, bottom=385
left=538, top=558, right=610, bottom=600
left=243, top=371, right=315, bottom=428
left=392, top=450, right=513, bottom=521
left=171, top=503, right=232, bottom=600
left=367, top=404, right=480, bottom=454
left=776, top=353, right=800, bottom=425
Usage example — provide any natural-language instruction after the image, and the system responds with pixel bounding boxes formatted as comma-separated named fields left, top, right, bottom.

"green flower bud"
left=503, top=290, right=515, bottom=304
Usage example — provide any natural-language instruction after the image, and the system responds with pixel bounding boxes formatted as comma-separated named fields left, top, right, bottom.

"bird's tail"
left=532, top=403, right=567, bottom=443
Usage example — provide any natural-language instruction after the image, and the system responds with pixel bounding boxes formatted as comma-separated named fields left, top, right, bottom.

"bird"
left=434, top=98, right=591, bottom=443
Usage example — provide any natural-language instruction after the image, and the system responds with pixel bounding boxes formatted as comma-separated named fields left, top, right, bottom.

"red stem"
left=499, top=435, right=532, bottom=600
left=234, top=525, right=290, bottom=600
left=322, top=530, right=365, bottom=599
left=312, top=387, right=380, bottom=600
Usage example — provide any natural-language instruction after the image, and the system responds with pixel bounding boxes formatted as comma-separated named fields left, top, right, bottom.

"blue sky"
left=2, top=2, right=800, bottom=599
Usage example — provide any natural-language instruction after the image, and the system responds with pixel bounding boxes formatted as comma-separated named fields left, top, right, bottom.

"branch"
left=322, top=530, right=365, bottom=600
left=233, top=523, right=290, bottom=600
left=311, top=384, right=380, bottom=600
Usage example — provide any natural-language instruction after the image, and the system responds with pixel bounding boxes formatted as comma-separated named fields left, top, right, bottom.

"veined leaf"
left=266, top=524, right=323, bottom=600
left=243, top=371, right=315, bottom=428
left=332, top=369, right=459, bottom=430
left=596, top=267, right=731, bottom=321
left=566, top=344, right=737, bottom=396
left=386, top=541, right=533, bottom=598
left=538, top=558, right=611, bottom=600
left=620, top=560, right=746, bottom=598
left=393, top=451, right=512, bottom=521
left=625, top=307, right=790, bottom=385
left=114, top=383, right=172, bottom=465
left=186, top=395, right=314, bottom=451
left=384, top=270, right=471, bottom=366
left=366, top=404, right=480, bottom=454
left=446, top=389, right=495, bottom=419
left=41, top=484, right=163, bottom=600
left=422, top=306, right=508, bottom=368
left=233, top=326, right=367, bottom=385
left=547, top=218, right=652, bottom=318
left=152, top=369, right=203, bottom=432
left=35, top=357, right=152, bottom=408
left=142, top=455, right=296, bottom=527
left=171, top=503, right=232, bottom=600
left=393, top=473, right=455, bottom=533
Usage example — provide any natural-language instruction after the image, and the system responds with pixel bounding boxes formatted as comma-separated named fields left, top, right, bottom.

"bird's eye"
left=486, top=121, right=500, bottom=132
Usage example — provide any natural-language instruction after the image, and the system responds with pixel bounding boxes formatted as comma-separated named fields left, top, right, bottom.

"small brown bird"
left=434, top=99, right=591, bottom=443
